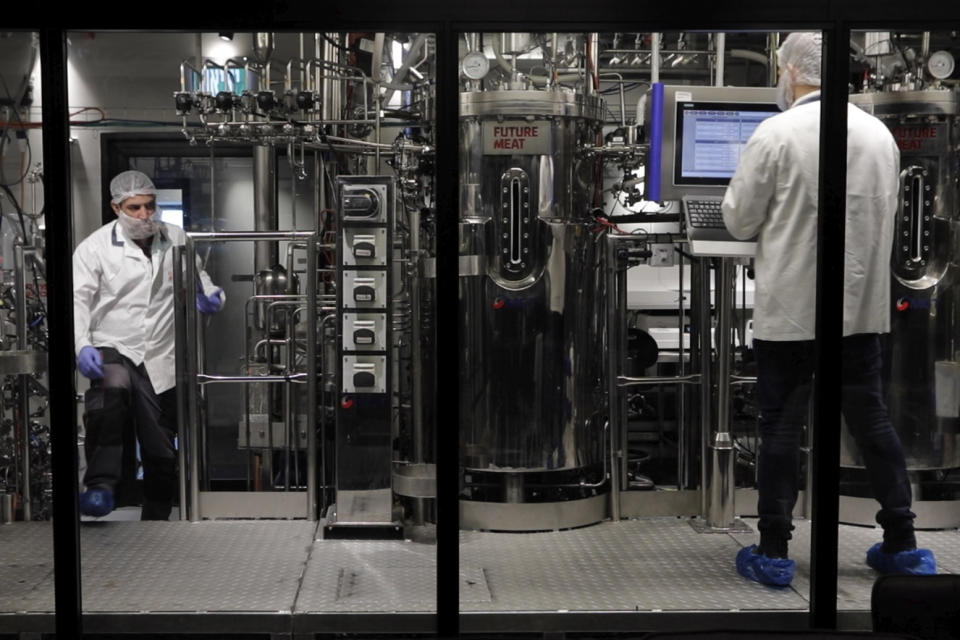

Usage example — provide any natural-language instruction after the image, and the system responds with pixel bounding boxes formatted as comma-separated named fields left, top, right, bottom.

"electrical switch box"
left=342, top=313, right=387, bottom=351
left=342, top=228, right=387, bottom=266
left=342, top=271, right=387, bottom=308
left=341, top=355, right=387, bottom=394
left=340, top=182, right=389, bottom=222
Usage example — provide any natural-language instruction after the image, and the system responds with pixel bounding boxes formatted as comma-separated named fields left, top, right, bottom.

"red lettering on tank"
left=893, top=126, right=938, bottom=143
left=897, top=140, right=924, bottom=152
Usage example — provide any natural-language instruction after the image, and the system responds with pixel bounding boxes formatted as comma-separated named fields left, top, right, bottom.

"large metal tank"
left=844, top=90, right=960, bottom=508
left=459, top=89, right=608, bottom=531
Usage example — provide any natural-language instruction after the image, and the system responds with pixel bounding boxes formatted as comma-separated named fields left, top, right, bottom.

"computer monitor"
left=644, top=84, right=779, bottom=201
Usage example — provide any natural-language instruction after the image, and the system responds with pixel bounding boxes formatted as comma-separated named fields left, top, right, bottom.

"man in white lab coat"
left=722, top=32, right=935, bottom=586
left=73, top=170, right=225, bottom=520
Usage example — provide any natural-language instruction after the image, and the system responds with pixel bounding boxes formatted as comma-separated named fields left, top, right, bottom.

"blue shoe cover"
left=866, top=543, right=936, bottom=575
left=736, top=544, right=795, bottom=587
left=79, top=487, right=114, bottom=517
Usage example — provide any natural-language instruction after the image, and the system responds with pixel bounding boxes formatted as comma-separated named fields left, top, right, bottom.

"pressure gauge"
left=928, top=50, right=955, bottom=80
left=461, top=51, right=491, bottom=80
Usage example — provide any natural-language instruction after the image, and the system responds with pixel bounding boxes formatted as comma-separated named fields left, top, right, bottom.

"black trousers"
left=82, top=347, right=178, bottom=520
left=753, top=334, right=916, bottom=553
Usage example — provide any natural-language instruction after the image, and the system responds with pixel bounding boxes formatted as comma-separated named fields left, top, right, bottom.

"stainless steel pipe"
left=697, top=259, right=712, bottom=518
left=14, top=244, right=30, bottom=521
left=189, top=230, right=316, bottom=241
left=706, top=259, right=736, bottom=529
left=173, top=246, right=189, bottom=520
left=184, top=238, right=201, bottom=521
left=254, top=144, right=278, bottom=274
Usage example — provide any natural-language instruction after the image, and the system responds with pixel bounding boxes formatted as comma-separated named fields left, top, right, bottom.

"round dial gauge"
left=928, top=50, right=955, bottom=80
left=461, top=51, right=491, bottom=80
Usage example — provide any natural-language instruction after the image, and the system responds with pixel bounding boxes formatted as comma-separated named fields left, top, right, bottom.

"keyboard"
left=681, top=195, right=756, bottom=257
left=682, top=197, right=725, bottom=229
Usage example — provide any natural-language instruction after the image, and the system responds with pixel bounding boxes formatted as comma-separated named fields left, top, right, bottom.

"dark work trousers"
left=82, top=347, right=178, bottom=520
left=753, top=333, right=916, bottom=555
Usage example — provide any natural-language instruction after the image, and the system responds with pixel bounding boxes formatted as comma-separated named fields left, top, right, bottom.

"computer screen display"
left=674, top=102, right=779, bottom=186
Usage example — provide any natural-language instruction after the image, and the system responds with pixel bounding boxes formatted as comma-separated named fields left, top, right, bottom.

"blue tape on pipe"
left=647, top=82, right=664, bottom=202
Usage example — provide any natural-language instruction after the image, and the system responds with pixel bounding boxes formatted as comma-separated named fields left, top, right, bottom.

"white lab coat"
left=721, top=91, right=899, bottom=341
left=73, top=220, right=223, bottom=394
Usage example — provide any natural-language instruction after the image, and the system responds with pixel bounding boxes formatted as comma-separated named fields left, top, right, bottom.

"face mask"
left=776, top=66, right=795, bottom=111
left=116, top=211, right=161, bottom=240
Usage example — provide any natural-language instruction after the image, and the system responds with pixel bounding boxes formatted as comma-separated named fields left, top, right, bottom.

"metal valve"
left=174, top=91, right=194, bottom=115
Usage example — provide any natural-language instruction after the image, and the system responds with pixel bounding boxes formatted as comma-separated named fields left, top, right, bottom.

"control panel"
left=330, top=176, right=397, bottom=534
left=342, top=227, right=388, bottom=266
left=336, top=176, right=393, bottom=395
left=342, top=312, right=388, bottom=351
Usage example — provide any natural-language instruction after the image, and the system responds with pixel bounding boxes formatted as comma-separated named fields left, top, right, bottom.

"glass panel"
left=840, top=29, right=957, bottom=619
left=0, top=30, right=54, bottom=628
left=458, top=30, right=816, bottom=627
left=70, top=31, right=436, bottom=632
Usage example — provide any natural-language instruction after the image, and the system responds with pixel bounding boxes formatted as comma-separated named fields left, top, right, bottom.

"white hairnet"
left=777, top=32, right=823, bottom=86
left=110, top=170, right=157, bottom=205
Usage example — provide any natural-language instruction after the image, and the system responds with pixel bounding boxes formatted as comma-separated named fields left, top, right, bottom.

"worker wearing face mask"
left=73, top=170, right=225, bottom=520
left=722, top=32, right=936, bottom=586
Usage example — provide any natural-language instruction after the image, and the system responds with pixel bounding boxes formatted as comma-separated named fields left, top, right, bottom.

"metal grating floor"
left=459, top=518, right=808, bottom=612
left=1, top=516, right=957, bottom=629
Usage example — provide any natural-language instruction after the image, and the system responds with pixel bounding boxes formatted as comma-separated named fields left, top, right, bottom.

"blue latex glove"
left=77, top=346, right=103, bottom=379
left=196, top=287, right=223, bottom=314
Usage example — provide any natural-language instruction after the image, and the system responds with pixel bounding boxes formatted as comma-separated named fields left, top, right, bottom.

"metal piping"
left=767, top=33, right=780, bottom=87
left=184, top=238, right=201, bottom=521
left=189, top=230, right=316, bottom=241
left=651, top=33, right=661, bottom=84
left=678, top=252, right=687, bottom=489
left=254, top=33, right=274, bottom=63
left=382, top=34, right=428, bottom=106
left=322, top=33, right=343, bottom=124
left=597, top=73, right=627, bottom=128
left=706, top=259, right=736, bottom=528
left=306, top=236, right=318, bottom=519
left=14, top=243, right=30, bottom=521
left=586, top=33, right=599, bottom=96
left=619, top=374, right=702, bottom=386
left=318, top=312, right=337, bottom=516
left=409, top=209, right=424, bottom=466
left=407, top=207, right=427, bottom=526
left=253, top=145, right=278, bottom=274
left=173, top=246, right=189, bottom=520
left=714, top=33, right=726, bottom=87
left=697, top=259, right=712, bottom=518
left=284, top=302, right=295, bottom=490
left=179, top=60, right=202, bottom=93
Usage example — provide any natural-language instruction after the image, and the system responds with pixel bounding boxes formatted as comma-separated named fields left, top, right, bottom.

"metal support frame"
left=174, top=230, right=319, bottom=521
left=700, top=258, right=747, bottom=531
left=810, top=22, right=850, bottom=628
left=681, top=257, right=750, bottom=534
left=604, top=235, right=626, bottom=521
left=609, top=238, right=747, bottom=531
left=39, top=26, right=83, bottom=637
